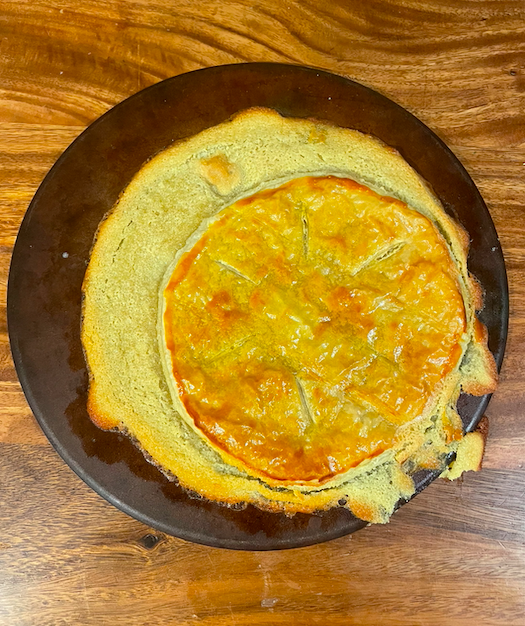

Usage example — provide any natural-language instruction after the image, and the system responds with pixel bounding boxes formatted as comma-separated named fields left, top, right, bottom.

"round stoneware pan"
left=8, top=63, right=508, bottom=550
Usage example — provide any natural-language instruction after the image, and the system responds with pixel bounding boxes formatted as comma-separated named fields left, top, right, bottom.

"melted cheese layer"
left=163, top=176, right=466, bottom=484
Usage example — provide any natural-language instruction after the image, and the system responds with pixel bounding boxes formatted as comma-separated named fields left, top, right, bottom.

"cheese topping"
left=163, top=176, right=466, bottom=484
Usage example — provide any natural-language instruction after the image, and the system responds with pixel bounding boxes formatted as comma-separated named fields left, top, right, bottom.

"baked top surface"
left=163, top=175, right=467, bottom=484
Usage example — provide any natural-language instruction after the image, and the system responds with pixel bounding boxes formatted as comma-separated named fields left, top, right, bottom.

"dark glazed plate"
left=7, top=64, right=508, bottom=550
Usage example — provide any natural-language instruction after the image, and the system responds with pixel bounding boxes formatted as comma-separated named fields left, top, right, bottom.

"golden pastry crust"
left=162, top=176, right=467, bottom=486
left=82, top=108, right=497, bottom=523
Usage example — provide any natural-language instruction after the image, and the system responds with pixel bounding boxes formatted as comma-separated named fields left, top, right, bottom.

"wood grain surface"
left=1, top=1, right=524, bottom=624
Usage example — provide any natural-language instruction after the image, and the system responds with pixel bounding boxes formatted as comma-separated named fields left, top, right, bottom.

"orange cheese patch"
left=163, top=177, right=466, bottom=484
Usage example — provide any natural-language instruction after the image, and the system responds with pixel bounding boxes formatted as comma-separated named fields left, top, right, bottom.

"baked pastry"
left=82, top=108, right=497, bottom=523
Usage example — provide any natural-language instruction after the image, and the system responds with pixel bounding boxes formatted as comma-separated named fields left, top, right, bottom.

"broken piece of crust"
left=440, top=416, right=489, bottom=480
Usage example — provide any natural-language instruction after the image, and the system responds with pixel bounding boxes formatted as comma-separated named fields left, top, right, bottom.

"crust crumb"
left=440, top=416, right=489, bottom=480
left=198, top=154, right=240, bottom=196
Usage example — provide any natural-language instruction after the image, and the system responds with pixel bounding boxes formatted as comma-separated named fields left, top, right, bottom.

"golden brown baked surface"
left=163, top=176, right=466, bottom=485
left=82, top=107, right=497, bottom=523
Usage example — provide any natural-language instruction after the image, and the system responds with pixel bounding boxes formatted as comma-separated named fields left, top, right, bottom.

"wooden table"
left=1, top=1, right=524, bottom=624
